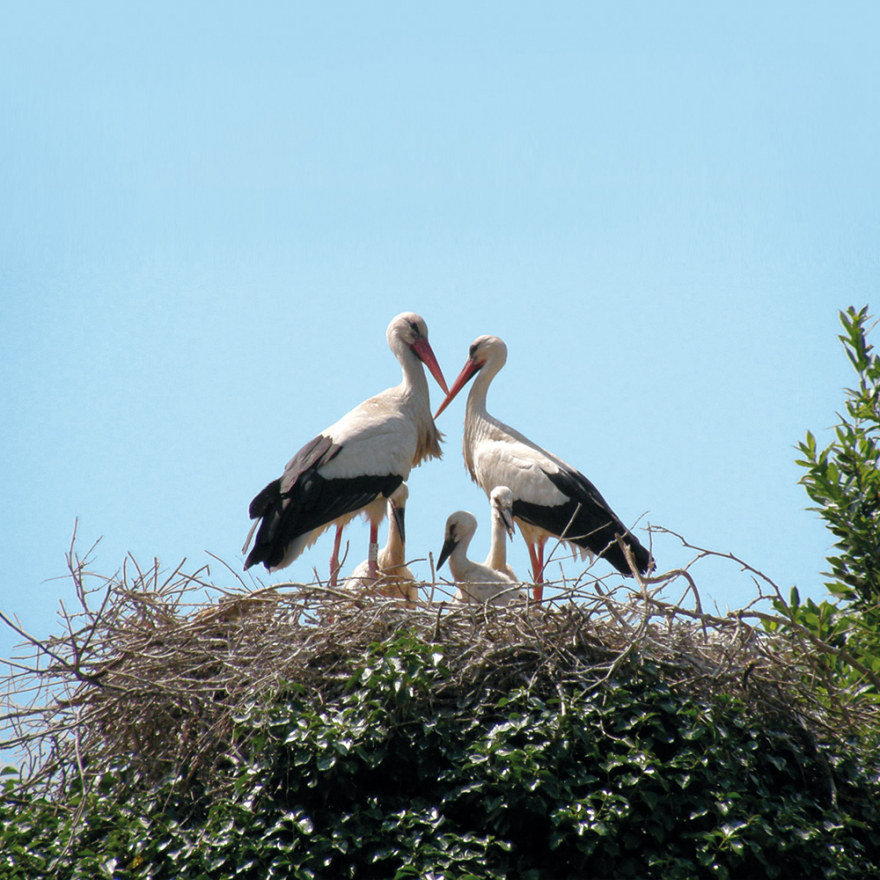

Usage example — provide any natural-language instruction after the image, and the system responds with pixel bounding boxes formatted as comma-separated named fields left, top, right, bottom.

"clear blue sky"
left=2, top=3, right=878, bottom=657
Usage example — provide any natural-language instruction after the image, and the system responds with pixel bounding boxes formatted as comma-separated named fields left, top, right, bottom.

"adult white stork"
left=437, top=492, right=526, bottom=607
left=434, top=335, right=652, bottom=602
left=243, top=313, right=448, bottom=577
left=343, top=483, right=418, bottom=604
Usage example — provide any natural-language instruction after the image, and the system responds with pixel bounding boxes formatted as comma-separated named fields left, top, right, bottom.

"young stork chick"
left=434, top=334, right=653, bottom=602
left=243, top=313, right=448, bottom=581
left=437, top=502, right=525, bottom=607
left=484, top=486, right=518, bottom=581
left=343, top=483, right=418, bottom=604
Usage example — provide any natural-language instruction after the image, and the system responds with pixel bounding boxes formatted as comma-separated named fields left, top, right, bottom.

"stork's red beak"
left=411, top=337, right=449, bottom=395
left=433, top=357, right=481, bottom=419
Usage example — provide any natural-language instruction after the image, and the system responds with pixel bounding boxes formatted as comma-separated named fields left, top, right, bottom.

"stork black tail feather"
left=243, top=471, right=405, bottom=572
left=243, top=481, right=283, bottom=570
left=514, top=463, right=654, bottom=577
left=248, top=478, right=281, bottom=521
left=547, top=466, right=653, bottom=575
left=599, top=530, right=653, bottom=577
left=515, top=498, right=652, bottom=576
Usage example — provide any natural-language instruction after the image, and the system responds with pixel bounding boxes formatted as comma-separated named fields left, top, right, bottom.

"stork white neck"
left=395, top=340, right=431, bottom=403
left=463, top=336, right=507, bottom=419
left=379, top=485, right=408, bottom=569
left=383, top=311, right=446, bottom=467
left=485, top=487, right=515, bottom=573
left=445, top=513, right=477, bottom=582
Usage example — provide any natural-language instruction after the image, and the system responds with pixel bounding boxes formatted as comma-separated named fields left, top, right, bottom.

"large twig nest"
left=2, top=530, right=877, bottom=800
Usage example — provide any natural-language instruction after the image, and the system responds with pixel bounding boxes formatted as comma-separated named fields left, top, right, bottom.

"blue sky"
left=2, top=3, right=879, bottom=657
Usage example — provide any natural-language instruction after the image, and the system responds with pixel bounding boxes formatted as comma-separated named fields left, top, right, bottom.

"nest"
left=2, top=527, right=878, bottom=802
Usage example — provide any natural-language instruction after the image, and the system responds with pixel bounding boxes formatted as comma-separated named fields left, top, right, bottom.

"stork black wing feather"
left=512, top=466, right=652, bottom=576
left=244, top=432, right=402, bottom=571
left=248, top=434, right=337, bottom=519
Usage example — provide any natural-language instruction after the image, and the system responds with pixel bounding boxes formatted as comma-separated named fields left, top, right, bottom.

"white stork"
left=243, top=313, right=448, bottom=577
left=343, top=483, right=418, bottom=604
left=434, top=335, right=652, bottom=602
left=437, top=491, right=526, bottom=606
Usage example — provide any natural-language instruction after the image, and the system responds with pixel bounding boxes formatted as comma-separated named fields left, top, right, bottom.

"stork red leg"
left=329, top=524, right=344, bottom=586
left=368, top=520, right=380, bottom=579
left=527, top=539, right=546, bottom=604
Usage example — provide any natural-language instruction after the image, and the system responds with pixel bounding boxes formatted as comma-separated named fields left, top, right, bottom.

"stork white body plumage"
left=243, top=313, right=447, bottom=575
left=435, top=335, right=652, bottom=602
left=437, top=493, right=526, bottom=607
left=343, top=483, right=418, bottom=604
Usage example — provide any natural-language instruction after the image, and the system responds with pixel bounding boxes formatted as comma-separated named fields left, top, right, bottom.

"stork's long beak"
left=391, top=499, right=406, bottom=545
left=411, top=337, right=449, bottom=395
left=500, top=506, right=515, bottom=539
left=433, top=357, right=480, bottom=419
left=437, top=534, right=456, bottom=570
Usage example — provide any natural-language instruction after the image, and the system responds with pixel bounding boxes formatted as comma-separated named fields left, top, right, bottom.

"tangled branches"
left=2, top=526, right=878, bottom=805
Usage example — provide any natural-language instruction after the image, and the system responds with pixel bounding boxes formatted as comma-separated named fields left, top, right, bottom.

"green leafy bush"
left=797, top=306, right=880, bottom=609
left=776, top=307, right=880, bottom=695
left=3, top=632, right=879, bottom=880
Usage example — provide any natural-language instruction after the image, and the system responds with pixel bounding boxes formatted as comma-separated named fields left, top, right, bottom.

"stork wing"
left=244, top=433, right=401, bottom=570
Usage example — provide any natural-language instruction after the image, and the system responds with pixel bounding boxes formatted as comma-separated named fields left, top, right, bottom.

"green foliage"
left=3, top=632, right=879, bottom=880
left=797, top=306, right=880, bottom=609
left=778, top=307, right=880, bottom=696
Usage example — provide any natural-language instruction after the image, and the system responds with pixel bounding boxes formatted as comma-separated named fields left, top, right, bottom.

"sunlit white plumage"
left=243, top=313, right=448, bottom=576
left=434, top=335, right=652, bottom=602
left=343, top=483, right=418, bottom=604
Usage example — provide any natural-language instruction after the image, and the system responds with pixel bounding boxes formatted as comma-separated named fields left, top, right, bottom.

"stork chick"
left=437, top=503, right=525, bottom=607
left=484, top=486, right=518, bottom=581
left=343, top=483, right=418, bottom=604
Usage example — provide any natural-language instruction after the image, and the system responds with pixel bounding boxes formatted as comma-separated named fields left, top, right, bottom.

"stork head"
left=489, top=486, right=516, bottom=539
left=437, top=509, right=478, bottom=570
left=434, top=335, right=507, bottom=419
left=387, top=482, right=408, bottom=544
left=387, top=312, right=449, bottom=394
